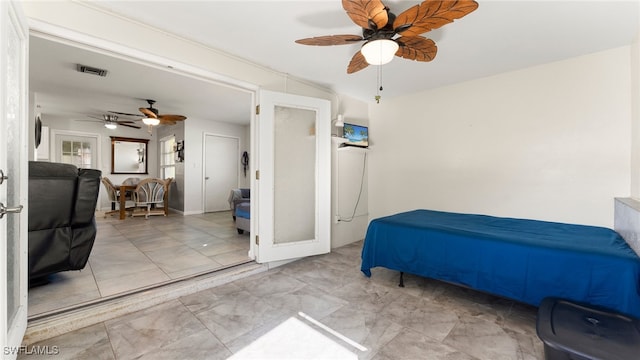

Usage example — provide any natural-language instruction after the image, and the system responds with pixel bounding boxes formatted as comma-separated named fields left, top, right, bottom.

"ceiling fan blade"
left=88, top=115, right=104, bottom=120
left=158, top=114, right=187, bottom=122
left=109, top=110, right=140, bottom=117
left=159, top=119, right=177, bottom=125
left=116, top=120, right=136, bottom=124
left=395, top=36, right=437, bottom=62
left=75, top=119, right=102, bottom=123
left=119, top=123, right=141, bottom=129
left=342, top=0, right=389, bottom=30
left=393, top=0, right=478, bottom=37
left=347, top=51, right=369, bottom=74
left=295, top=35, right=364, bottom=46
left=139, top=108, right=158, bottom=118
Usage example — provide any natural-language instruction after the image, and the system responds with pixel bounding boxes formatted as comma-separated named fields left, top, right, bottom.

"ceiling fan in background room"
left=75, top=114, right=141, bottom=130
left=135, top=99, right=187, bottom=126
left=295, top=0, right=478, bottom=101
left=110, top=99, right=187, bottom=133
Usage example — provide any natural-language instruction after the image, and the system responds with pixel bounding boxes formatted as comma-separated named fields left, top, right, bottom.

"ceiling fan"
left=138, top=99, right=187, bottom=126
left=295, top=0, right=479, bottom=74
left=75, top=114, right=141, bottom=129
left=110, top=99, right=187, bottom=126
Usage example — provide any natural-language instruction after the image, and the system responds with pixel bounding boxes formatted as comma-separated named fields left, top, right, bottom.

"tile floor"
left=28, top=210, right=251, bottom=317
left=20, top=241, right=545, bottom=359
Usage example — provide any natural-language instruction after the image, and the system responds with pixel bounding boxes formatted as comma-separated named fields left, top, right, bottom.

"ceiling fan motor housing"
left=146, top=99, right=159, bottom=116
left=363, top=10, right=397, bottom=41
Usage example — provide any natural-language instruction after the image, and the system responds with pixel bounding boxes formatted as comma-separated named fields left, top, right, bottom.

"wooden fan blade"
left=347, top=51, right=369, bottom=74
left=393, top=0, right=478, bottom=37
left=119, top=123, right=141, bottom=129
left=139, top=108, right=158, bottom=118
left=158, top=114, right=186, bottom=122
left=159, top=119, right=177, bottom=125
left=395, top=36, right=437, bottom=62
left=342, top=0, right=388, bottom=30
left=295, top=35, right=364, bottom=46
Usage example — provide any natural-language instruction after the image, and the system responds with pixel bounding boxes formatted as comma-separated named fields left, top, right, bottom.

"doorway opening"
left=27, top=31, right=256, bottom=319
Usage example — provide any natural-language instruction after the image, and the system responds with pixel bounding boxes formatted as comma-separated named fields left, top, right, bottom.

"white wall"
left=631, top=31, right=640, bottom=197
left=331, top=96, right=370, bottom=248
left=368, top=46, right=632, bottom=228
left=155, top=118, right=249, bottom=214
left=184, top=118, right=249, bottom=214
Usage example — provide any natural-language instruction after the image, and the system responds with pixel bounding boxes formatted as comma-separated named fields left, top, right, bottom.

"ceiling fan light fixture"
left=142, top=117, right=160, bottom=126
left=104, top=123, right=117, bottom=130
left=361, top=39, right=398, bottom=65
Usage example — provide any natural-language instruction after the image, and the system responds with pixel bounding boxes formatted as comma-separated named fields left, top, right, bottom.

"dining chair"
left=131, top=178, right=166, bottom=219
left=122, top=177, right=141, bottom=186
left=101, top=177, right=134, bottom=218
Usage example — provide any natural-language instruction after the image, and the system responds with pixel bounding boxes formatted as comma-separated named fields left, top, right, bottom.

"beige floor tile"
left=28, top=210, right=253, bottom=317
left=210, top=249, right=251, bottom=266
left=105, top=300, right=209, bottom=360
left=143, top=244, right=218, bottom=274
left=96, top=267, right=172, bottom=297
left=18, top=323, right=115, bottom=360
left=28, top=267, right=100, bottom=316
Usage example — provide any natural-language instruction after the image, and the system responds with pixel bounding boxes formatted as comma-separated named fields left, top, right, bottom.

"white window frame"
left=50, top=129, right=101, bottom=170
left=159, top=134, right=176, bottom=179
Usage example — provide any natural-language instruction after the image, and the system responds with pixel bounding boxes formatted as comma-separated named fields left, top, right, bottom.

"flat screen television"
left=342, top=123, right=369, bottom=148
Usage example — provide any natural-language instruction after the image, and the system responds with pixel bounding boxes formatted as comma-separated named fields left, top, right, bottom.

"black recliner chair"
left=28, top=161, right=101, bottom=286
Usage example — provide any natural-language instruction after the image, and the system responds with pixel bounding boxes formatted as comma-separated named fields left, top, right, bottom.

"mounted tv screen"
left=342, top=123, right=368, bottom=148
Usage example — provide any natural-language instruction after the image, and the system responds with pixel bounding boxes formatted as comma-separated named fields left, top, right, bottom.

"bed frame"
left=361, top=209, right=640, bottom=318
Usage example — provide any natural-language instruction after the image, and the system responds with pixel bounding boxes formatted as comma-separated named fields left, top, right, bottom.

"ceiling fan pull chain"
left=375, top=65, right=383, bottom=104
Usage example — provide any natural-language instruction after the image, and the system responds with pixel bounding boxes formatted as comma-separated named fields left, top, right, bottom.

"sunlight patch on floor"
left=228, top=312, right=365, bottom=359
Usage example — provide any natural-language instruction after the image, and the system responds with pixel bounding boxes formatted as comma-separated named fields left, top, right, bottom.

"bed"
left=361, top=209, right=640, bottom=318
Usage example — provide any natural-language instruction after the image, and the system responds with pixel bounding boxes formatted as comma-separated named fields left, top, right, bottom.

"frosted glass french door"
left=0, top=1, right=29, bottom=357
left=256, top=90, right=331, bottom=263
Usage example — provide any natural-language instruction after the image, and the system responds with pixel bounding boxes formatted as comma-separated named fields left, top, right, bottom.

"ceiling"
left=30, top=1, right=639, bottom=128
left=30, top=36, right=254, bottom=126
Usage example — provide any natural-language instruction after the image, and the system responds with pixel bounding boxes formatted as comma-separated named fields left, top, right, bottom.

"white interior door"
left=204, top=134, right=239, bottom=212
left=256, top=90, right=331, bottom=263
left=0, top=0, right=28, bottom=357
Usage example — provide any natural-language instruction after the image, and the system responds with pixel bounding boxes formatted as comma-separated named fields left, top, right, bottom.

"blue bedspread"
left=361, top=209, right=640, bottom=318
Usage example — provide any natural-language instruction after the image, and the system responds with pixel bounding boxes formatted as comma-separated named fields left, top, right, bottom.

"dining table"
left=115, top=184, right=137, bottom=220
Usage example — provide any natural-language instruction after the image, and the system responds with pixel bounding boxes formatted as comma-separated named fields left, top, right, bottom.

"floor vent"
left=76, top=64, right=108, bottom=77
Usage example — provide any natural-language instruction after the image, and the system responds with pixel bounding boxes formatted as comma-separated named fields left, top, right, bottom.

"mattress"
left=361, top=209, right=640, bottom=318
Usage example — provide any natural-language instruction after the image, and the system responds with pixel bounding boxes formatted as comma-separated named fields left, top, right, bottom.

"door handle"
left=205, top=177, right=210, bottom=180
left=0, top=169, right=7, bottom=185
left=0, top=203, right=23, bottom=219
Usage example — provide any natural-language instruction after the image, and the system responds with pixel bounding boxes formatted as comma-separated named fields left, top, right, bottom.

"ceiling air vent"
left=76, top=64, right=108, bottom=77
